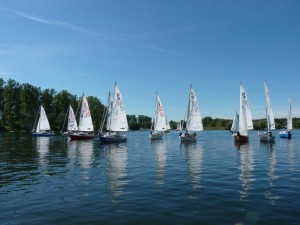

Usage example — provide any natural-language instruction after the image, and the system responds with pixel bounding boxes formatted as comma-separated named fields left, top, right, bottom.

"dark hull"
left=69, top=133, right=95, bottom=141
left=233, top=135, right=248, bottom=143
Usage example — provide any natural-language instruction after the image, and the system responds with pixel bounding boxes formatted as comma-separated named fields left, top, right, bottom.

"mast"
left=61, top=105, right=69, bottom=133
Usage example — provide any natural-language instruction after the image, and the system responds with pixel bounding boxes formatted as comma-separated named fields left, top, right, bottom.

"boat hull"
left=149, top=132, right=163, bottom=140
left=258, top=131, right=275, bottom=142
left=179, top=132, right=197, bottom=142
left=32, top=132, right=54, bottom=137
left=233, top=134, right=248, bottom=143
left=279, top=130, right=292, bottom=139
left=69, top=133, right=95, bottom=141
left=99, top=133, right=127, bottom=143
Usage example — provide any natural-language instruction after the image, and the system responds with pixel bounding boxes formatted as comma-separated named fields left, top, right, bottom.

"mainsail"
left=287, top=95, right=292, bottom=130
left=67, top=105, right=78, bottom=131
left=107, top=83, right=128, bottom=132
left=153, top=94, right=166, bottom=131
left=78, top=96, right=94, bottom=132
left=36, top=106, right=51, bottom=132
left=239, top=83, right=253, bottom=136
left=264, top=81, right=275, bottom=131
left=186, top=86, right=203, bottom=131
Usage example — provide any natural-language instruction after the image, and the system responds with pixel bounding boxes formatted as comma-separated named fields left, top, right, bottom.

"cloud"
left=141, top=44, right=187, bottom=57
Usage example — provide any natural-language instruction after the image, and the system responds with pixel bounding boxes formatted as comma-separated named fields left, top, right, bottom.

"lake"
left=1, top=130, right=300, bottom=225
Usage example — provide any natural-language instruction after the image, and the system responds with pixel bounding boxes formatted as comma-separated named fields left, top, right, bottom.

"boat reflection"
left=180, top=142, right=203, bottom=190
left=262, top=143, right=279, bottom=205
left=67, top=140, right=94, bottom=185
left=288, top=140, right=296, bottom=172
left=151, top=140, right=167, bottom=186
left=105, top=143, right=128, bottom=203
left=235, top=142, right=255, bottom=200
left=35, top=137, right=50, bottom=168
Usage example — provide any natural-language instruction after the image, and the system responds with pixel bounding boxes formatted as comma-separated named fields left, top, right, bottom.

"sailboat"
left=258, top=81, right=275, bottom=142
left=32, top=105, right=54, bottom=137
left=99, top=82, right=128, bottom=143
left=165, top=117, right=171, bottom=133
left=149, top=93, right=166, bottom=140
left=179, top=85, right=203, bottom=142
left=61, top=105, right=78, bottom=137
left=231, top=83, right=253, bottom=143
left=69, top=95, right=94, bottom=140
left=279, top=95, right=292, bottom=139
left=176, top=122, right=182, bottom=131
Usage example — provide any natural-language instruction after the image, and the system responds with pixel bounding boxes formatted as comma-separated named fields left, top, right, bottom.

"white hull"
left=149, top=132, right=163, bottom=140
left=258, top=131, right=275, bottom=142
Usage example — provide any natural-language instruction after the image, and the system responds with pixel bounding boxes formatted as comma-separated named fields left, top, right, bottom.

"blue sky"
left=0, top=0, right=300, bottom=121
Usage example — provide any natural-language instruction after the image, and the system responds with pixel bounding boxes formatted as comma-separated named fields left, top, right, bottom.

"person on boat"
left=185, top=130, right=189, bottom=136
left=193, top=132, right=196, bottom=137
left=150, top=131, right=153, bottom=135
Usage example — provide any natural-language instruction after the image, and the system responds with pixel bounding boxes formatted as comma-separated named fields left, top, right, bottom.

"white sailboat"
left=179, top=85, right=203, bottom=142
left=176, top=122, right=182, bottom=131
left=149, top=93, right=166, bottom=140
left=258, top=81, right=275, bottom=142
left=232, top=83, right=253, bottom=143
left=69, top=95, right=94, bottom=140
left=99, top=82, right=128, bottom=143
left=279, top=95, right=292, bottom=139
left=61, top=105, right=78, bottom=136
left=32, top=105, right=54, bottom=137
left=165, top=117, right=171, bottom=133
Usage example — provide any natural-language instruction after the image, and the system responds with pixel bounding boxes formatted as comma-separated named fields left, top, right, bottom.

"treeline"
left=1, top=78, right=299, bottom=132
left=0, top=78, right=153, bottom=132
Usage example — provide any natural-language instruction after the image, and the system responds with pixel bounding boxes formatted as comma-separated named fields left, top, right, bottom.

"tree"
left=3, top=79, right=21, bottom=129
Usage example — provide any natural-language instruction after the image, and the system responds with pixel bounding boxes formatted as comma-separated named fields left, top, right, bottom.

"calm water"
left=1, top=130, right=300, bottom=225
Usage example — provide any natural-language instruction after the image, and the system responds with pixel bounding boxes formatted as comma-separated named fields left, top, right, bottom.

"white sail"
left=78, top=96, right=94, bottom=132
left=108, top=83, right=128, bottom=132
left=105, top=92, right=113, bottom=131
left=287, top=95, right=292, bottom=130
left=231, top=112, right=239, bottom=133
left=36, top=105, right=51, bottom=132
left=166, top=117, right=171, bottom=130
left=264, top=81, right=275, bottom=131
left=153, top=95, right=166, bottom=131
left=240, top=84, right=253, bottom=130
left=186, top=86, right=203, bottom=131
left=67, top=105, right=78, bottom=131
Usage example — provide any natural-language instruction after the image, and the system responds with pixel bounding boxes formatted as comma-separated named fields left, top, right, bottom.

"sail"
left=264, top=81, right=275, bottom=131
left=36, top=106, right=51, bottom=132
left=231, top=112, right=239, bottom=133
left=78, top=96, right=94, bottom=132
left=186, top=86, right=203, bottom=131
left=240, top=84, right=253, bottom=130
left=287, top=95, right=292, bottom=130
left=67, top=105, right=78, bottom=131
left=108, top=83, right=129, bottom=132
left=166, top=117, right=171, bottom=130
left=154, top=95, right=166, bottom=131
left=105, top=91, right=113, bottom=131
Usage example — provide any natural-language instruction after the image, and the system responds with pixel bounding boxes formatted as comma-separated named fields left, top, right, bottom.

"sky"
left=0, top=0, right=300, bottom=122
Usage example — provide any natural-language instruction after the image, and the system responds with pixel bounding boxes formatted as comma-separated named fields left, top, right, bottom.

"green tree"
left=19, top=83, right=41, bottom=130
left=3, top=79, right=21, bottom=129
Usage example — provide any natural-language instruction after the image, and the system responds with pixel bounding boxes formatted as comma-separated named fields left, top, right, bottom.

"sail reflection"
left=105, top=143, right=128, bottom=203
left=236, top=143, right=255, bottom=199
left=287, top=140, right=295, bottom=172
left=151, top=140, right=167, bottom=186
left=181, top=142, right=203, bottom=190
left=67, top=140, right=77, bottom=168
left=263, top=143, right=279, bottom=205
left=36, top=137, right=50, bottom=168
